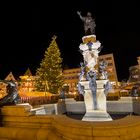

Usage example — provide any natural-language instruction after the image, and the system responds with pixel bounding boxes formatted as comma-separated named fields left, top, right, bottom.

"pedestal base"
left=82, top=110, right=112, bottom=122
left=79, top=78, right=112, bottom=122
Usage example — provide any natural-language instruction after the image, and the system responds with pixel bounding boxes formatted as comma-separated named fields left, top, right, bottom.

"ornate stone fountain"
left=77, top=11, right=112, bottom=121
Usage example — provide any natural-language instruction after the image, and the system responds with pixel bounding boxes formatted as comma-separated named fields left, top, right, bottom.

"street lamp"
left=44, top=80, right=48, bottom=96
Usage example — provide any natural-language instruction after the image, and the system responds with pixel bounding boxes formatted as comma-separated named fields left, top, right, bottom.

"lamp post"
left=44, top=73, right=48, bottom=96
left=44, top=80, right=48, bottom=96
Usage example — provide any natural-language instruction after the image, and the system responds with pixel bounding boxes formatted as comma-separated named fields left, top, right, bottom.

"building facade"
left=63, top=68, right=80, bottom=93
left=19, top=68, right=36, bottom=92
left=128, top=56, right=140, bottom=82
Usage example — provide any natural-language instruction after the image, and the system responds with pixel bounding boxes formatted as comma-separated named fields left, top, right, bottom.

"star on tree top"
left=52, top=35, right=57, bottom=41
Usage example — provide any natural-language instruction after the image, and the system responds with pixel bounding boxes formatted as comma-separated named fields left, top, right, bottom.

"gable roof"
left=5, top=72, right=16, bottom=81
left=24, top=68, right=32, bottom=76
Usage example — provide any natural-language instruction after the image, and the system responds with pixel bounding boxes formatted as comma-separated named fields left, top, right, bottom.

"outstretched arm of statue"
left=77, top=11, right=84, bottom=21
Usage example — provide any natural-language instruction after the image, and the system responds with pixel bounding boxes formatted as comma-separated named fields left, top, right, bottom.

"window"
left=106, top=57, right=112, bottom=60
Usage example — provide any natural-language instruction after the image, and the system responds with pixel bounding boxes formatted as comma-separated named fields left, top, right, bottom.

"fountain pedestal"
left=80, top=80, right=112, bottom=121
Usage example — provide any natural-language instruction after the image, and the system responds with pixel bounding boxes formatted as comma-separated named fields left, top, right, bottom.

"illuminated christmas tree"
left=35, top=36, right=63, bottom=94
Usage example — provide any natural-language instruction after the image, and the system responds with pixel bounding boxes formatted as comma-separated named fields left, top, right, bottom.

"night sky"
left=0, top=1, right=140, bottom=81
